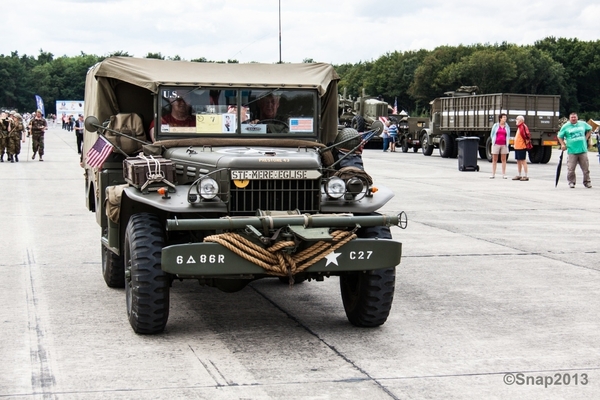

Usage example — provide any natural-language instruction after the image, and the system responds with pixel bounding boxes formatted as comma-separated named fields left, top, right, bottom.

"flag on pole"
left=393, top=97, right=398, bottom=115
left=35, top=95, right=45, bottom=116
left=86, top=135, right=113, bottom=168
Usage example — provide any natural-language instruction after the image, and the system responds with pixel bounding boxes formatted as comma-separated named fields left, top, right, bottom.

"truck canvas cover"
left=83, top=57, right=341, bottom=150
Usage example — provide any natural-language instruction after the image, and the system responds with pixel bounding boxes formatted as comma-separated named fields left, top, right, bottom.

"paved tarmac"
left=1, top=126, right=599, bottom=399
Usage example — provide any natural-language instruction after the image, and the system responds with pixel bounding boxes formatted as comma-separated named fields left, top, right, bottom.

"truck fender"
left=85, top=172, right=96, bottom=213
left=421, top=128, right=433, bottom=145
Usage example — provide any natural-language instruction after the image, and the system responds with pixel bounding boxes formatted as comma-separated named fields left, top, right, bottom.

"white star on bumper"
left=324, top=251, right=341, bottom=267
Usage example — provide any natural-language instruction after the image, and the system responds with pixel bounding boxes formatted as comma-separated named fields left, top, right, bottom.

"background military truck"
left=338, top=89, right=391, bottom=149
left=419, top=91, right=560, bottom=163
left=82, top=57, right=405, bottom=334
left=396, top=113, right=430, bottom=153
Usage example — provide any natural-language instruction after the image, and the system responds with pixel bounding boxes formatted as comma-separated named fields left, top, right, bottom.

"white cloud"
left=0, top=0, right=596, bottom=63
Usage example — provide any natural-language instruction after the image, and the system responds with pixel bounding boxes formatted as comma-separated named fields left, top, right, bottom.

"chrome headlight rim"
left=197, top=177, right=219, bottom=200
left=325, top=176, right=346, bottom=199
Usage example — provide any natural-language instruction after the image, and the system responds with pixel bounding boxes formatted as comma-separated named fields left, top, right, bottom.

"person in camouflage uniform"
left=7, top=112, right=25, bottom=162
left=28, top=109, right=48, bottom=161
left=0, top=112, right=9, bottom=162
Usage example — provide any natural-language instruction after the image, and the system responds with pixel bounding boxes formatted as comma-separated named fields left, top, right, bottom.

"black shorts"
left=514, top=149, right=527, bottom=160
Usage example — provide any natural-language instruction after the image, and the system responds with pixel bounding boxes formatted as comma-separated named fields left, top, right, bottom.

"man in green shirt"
left=558, top=112, right=592, bottom=189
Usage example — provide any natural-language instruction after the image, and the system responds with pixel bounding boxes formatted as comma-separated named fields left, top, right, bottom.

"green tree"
left=535, top=37, right=600, bottom=114
left=107, top=51, right=131, bottom=57
left=408, top=45, right=478, bottom=103
left=436, top=49, right=517, bottom=94
left=145, top=52, right=165, bottom=60
left=336, top=61, right=373, bottom=99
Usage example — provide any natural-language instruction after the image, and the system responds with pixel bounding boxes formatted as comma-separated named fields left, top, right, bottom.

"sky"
left=1, top=0, right=598, bottom=64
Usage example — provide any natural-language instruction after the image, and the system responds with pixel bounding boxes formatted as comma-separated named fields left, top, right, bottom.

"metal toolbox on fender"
left=123, top=156, right=176, bottom=192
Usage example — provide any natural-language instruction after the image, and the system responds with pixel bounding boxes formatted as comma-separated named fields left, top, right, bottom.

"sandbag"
left=105, top=113, right=146, bottom=155
left=105, top=184, right=128, bottom=224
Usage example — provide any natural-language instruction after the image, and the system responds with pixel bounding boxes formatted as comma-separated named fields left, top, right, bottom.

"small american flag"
left=86, top=135, right=113, bottom=168
left=393, top=97, right=398, bottom=114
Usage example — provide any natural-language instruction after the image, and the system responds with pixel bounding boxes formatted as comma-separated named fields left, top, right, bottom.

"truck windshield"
left=155, top=87, right=317, bottom=139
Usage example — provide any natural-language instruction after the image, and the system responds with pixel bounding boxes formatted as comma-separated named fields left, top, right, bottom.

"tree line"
left=0, top=37, right=598, bottom=119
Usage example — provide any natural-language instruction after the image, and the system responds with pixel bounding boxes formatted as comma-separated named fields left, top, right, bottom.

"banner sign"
left=56, top=100, right=85, bottom=116
left=35, top=95, right=45, bottom=116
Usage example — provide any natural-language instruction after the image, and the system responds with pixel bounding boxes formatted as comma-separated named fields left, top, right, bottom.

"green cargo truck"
left=419, top=92, right=560, bottom=163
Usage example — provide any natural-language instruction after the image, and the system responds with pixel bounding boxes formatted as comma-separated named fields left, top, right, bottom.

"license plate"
left=230, top=170, right=321, bottom=180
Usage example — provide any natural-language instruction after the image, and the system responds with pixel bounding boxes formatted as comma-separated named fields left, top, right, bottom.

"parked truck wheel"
left=421, top=133, right=434, bottom=156
left=528, top=145, right=544, bottom=164
left=479, top=146, right=487, bottom=160
left=340, top=267, right=396, bottom=327
left=102, top=244, right=125, bottom=288
left=451, top=140, right=459, bottom=158
left=484, top=137, right=493, bottom=162
left=439, top=134, right=454, bottom=158
left=540, top=145, right=552, bottom=164
left=413, top=145, right=419, bottom=153
left=124, top=213, right=170, bottom=334
left=351, top=115, right=365, bottom=132
left=401, top=138, right=409, bottom=153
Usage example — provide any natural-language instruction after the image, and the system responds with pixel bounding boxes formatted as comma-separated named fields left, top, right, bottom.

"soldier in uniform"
left=0, top=112, right=10, bottom=162
left=28, top=109, right=48, bottom=161
left=7, top=111, right=25, bottom=162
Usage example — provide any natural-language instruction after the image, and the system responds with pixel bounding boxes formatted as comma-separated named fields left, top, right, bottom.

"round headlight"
left=346, top=177, right=364, bottom=196
left=199, top=178, right=219, bottom=200
left=326, top=177, right=346, bottom=199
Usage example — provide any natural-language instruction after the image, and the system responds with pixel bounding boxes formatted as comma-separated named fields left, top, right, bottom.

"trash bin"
left=456, top=137, right=480, bottom=171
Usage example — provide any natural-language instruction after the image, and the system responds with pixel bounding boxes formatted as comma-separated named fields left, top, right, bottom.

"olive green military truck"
left=82, top=57, right=406, bottom=334
left=419, top=91, right=560, bottom=163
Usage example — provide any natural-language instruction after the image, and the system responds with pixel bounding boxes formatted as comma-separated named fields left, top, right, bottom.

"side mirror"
left=84, top=116, right=101, bottom=132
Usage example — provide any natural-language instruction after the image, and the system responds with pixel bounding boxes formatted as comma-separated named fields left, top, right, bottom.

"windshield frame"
left=154, top=85, right=319, bottom=141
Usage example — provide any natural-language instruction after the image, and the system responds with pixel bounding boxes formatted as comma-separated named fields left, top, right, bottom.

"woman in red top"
left=489, top=113, right=510, bottom=179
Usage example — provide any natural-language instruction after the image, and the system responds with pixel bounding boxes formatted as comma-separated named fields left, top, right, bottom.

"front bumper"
left=161, top=238, right=402, bottom=277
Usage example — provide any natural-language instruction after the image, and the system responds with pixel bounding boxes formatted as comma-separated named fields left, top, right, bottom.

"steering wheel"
left=258, top=119, right=289, bottom=132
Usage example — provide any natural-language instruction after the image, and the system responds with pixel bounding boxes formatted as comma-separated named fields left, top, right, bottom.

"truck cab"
left=82, top=57, right=405, bottom=334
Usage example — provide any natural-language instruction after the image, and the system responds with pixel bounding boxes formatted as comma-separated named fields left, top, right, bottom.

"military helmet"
left=334, top=127, right=362, bottom=150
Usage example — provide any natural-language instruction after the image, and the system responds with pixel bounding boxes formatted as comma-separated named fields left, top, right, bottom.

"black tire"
left=340, top=220, right=395, bottom=327
left=451, top=139, right=459, bottom=158
left=540, top=145, right=552, bottom=164
left=102, top=244, right=124, bottom=288
left=351, top=115, right=365, bottom=132
left=401, top=138, right=409, bottom=153
left=421, top=133, right=434, bottom=156
left=413, top=146, right=419, bottom=153
left=478, top=145, right=487, bottom=160
left=485, top=136, right=493, bottom=162
left=439, top=133, right=454, bottom=158
left=528, top=145, right=543, bottom=164
left=340, top=267, right=396, bottom=327
left=124, top=213, right=170, bottom=334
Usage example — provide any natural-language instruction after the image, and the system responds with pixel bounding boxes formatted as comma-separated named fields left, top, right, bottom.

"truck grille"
left=229, top=179, right=321, bottom=216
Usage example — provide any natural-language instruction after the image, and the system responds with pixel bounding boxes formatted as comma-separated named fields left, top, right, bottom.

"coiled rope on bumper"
left=203, top=230, right=356, bottom=277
